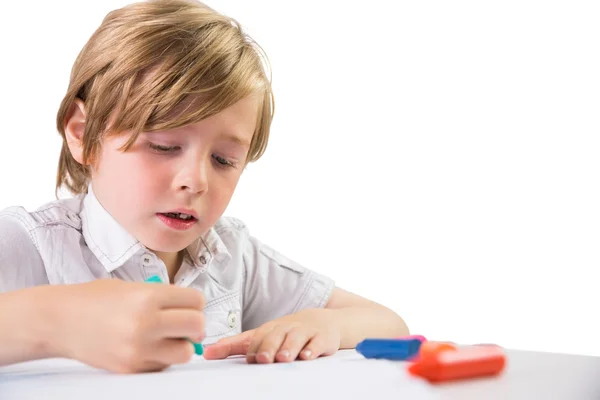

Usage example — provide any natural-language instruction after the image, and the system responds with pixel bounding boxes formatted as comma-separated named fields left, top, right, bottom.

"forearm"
left=0, top=286, right=59, bottom=366
left=329, top=306, right=409, bottom=349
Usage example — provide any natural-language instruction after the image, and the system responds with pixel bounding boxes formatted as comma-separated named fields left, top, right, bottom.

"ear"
left=64, top=98, right=87, bottom=165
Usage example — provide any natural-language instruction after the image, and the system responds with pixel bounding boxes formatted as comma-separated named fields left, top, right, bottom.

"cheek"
left=209, top=173, right=241, bottom=208
left=94, top=145, right=170, bottom=201
left=125, top=157, right=174, bottom=200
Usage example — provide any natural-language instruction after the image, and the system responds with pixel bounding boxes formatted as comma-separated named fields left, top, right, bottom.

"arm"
left=0, top=211, right=57, bottom=365
left=0, top=280, right=207, bottom=372
left=207, top=226, right=408, bottom=362
left=324, top=287, right=409, bottom=349
left=204, top=286, right=409, bottom=362
left=0, top=210, right=206, bottom=372
left=0, top=286, right=58, bottom=366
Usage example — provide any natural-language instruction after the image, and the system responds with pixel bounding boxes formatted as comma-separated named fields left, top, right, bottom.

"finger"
left=153, top=309, right=205, bottom=341
left=299, top=333, right=335, bottom=361
left=153, top=286, right=205, bottom=310
left=203, top=330, right=255, bottom=360
left=254, top=325, right=290, bottom=364
left=149, top=338, right=195, bottom=366
left=275, top=327, right=314, bottom=363
left=245, top=324, right=277, bottom=364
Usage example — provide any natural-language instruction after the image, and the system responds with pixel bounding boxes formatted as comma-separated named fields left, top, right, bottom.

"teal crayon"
left=144, top=275, right=204, bottom=356
left=145, top=275, right=163, bottom=283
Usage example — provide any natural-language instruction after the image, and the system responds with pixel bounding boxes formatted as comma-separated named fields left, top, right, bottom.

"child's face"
left=90, top=95, right=258, bottom=254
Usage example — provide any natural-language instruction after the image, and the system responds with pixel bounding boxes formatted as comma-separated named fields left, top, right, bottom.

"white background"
left=1, top=1, right=599, bottom=356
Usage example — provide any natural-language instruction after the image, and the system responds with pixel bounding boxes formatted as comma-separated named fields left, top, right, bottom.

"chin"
left=141, top=235, right=194, bottom=253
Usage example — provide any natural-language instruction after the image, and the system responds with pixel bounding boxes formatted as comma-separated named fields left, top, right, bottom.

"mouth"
left=159, top=212, right=197, bottom=221
left=156, top=210, right=198, bottom=231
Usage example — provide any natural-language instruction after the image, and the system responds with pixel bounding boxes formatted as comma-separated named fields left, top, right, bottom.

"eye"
left=212, top=154, right=236, bottom=168
left=148, top=142, right=180, bottom=153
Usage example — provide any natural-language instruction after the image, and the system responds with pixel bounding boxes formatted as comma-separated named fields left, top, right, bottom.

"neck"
left=153, top=250, right=184, bottom=283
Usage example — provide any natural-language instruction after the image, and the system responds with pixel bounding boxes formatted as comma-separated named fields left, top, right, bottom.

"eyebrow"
left=223, top=133, right=251, bottom=148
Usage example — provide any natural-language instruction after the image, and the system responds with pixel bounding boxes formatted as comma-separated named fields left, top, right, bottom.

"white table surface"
left=1, top=348, right=599, bottom=399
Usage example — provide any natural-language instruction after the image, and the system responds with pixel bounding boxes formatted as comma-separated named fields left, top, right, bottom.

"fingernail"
left=258, top=352, right=271, bottom=362
left=302, top=350, right=312, bottom=359
left=278, top=350, right=290, bottom=360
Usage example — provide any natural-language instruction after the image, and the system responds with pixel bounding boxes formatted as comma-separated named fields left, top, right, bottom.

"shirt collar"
left=80, top=184, right=230, bottom=273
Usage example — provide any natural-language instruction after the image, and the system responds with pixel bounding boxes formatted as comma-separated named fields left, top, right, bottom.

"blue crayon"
left=356, top=338, right=422, bottom=361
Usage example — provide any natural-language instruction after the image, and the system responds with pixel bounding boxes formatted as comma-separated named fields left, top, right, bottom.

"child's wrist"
left=27, top=286, right=67, bottom=360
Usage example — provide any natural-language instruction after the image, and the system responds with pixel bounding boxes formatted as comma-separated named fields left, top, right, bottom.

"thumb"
left=203, top=330, right=255, bottom=360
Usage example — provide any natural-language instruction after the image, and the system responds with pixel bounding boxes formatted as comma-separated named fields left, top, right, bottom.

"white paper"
left=0, top=350, right=435, bottom=400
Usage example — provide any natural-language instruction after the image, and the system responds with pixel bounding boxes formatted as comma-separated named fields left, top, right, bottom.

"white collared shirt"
left=0, top=189, right=334, bottom=344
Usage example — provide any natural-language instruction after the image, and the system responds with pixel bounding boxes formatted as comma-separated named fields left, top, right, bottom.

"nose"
left=175, top=155, right=209, bottom=194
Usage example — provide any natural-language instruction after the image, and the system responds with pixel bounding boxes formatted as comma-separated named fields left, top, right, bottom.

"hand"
left=46, top=279, right=205, bottom=373
left=204, top=309, right=341, bottom=363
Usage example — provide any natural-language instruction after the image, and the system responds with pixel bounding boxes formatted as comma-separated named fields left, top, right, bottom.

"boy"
left=0, top=0, right=408, bottom=373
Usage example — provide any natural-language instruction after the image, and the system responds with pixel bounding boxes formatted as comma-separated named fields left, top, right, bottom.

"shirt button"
left=141, top=253, right=153, bottom=267
left=199, top=255, right=207, bottom=265
left=227, top=311, right=238, bottom=328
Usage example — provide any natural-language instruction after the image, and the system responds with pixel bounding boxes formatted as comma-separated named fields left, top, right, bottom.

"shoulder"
left=0, top=196, right=84, bottom=233
left=0, top=197, right=84, bottom=291
left=210, top=216, right=252, bottom=255
left=212, top=216, right=305, bottom=275
left=213, top=216, right=249, bottom=237
left=0, top=196, right=84, bottom=256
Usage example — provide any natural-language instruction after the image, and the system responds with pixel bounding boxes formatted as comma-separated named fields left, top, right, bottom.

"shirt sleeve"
left=0, top=208, right=48, bottom=292
left=241, top=234, right=335, bottom=331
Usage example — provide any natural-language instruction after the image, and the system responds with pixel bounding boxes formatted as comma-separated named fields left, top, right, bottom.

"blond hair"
left=55, top=0, right=274, bottom=195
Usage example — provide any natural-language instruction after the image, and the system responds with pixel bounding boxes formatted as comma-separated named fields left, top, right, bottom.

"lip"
left=161, top=208, right=199, bottom=219
left=156, top=212, right=198, bottom=231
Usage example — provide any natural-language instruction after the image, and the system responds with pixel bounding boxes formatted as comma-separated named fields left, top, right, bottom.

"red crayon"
left=418, top=341, right=456, bottom=357
left=408, top=345, right=506, bottom=383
